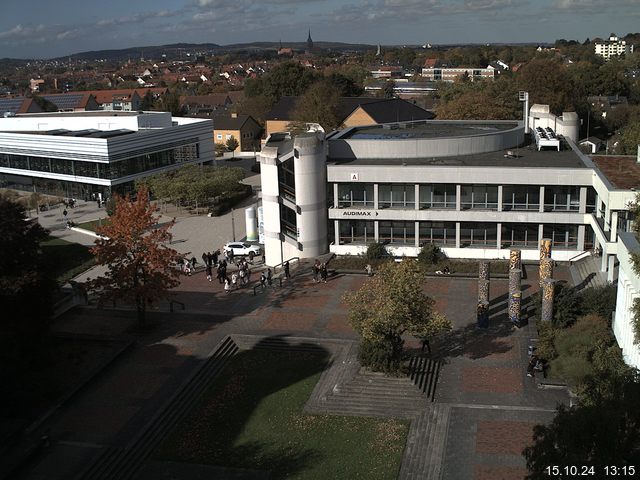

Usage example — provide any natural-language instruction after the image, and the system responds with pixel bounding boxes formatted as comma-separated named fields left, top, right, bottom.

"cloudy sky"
left=0, top=0, right=638, bottom=59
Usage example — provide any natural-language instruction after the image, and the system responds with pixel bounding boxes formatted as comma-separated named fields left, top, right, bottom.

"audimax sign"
left=342, top=211, right=379, bottom=217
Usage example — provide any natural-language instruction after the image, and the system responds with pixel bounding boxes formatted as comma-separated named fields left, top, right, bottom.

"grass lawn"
left=41, top=237, right=95, bottom=284
left=156, top=349, right=408, bottom=479
left=76, top=218, right=110, bottom=232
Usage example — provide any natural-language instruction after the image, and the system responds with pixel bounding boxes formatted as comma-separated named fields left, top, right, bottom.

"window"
left=419, top=184, right=456, bottom=209
left=544, top=186, right=580, bottom=211
left=543, top=224, right=579, bottom=248
left=339, top=220, right=374, bottom=244
left=278, top=158, right=295, bottom=202
left=502, top=185, right=540, bottom=211
left=280, top=204, right=297, bottom=240
left=419, top=221, right=456, bottom=245
left=460, top=222, right=497, bottom=247
left=378, top=184, right=415, bottom=209
left=501, top=223, right=538, bottom=247
left=338, top=183, right=374, bottom=208
left=217, top=134, right=222, bottom=140
left=460, top=185, right=498, bottom=210
left=586, top=188, right=596, bottom=213
left=226, top=134, right=231, bottom=140
left=378, top=221, right=415, bottom=244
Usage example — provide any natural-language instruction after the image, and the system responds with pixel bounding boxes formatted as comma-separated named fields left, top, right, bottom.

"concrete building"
left=595, top=34, right=634, bottom=60
left=421, top=64, right=495, bottom=82
left=528, top=104, right=580, bottom=143
left=0, top=111, right=214, bottom=199
left=258, top=118, right=636, bottom=275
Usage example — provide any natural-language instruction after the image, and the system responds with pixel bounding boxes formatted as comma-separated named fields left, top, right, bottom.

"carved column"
left=541, top=279, right=555, bottom=322
left=539, top=257, right=554, bottom=287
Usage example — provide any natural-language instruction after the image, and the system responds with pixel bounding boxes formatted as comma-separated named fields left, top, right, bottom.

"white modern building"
left=595, top=34, right=634, bottom=60
left=0, top=111, right=214, bottom=199
left=259, top=116, right=637, bottom=274
left=258, top=116, right=640, bottom=368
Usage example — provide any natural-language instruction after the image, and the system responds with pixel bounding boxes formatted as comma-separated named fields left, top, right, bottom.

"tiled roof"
left=213, top=114, right=259, bottom=130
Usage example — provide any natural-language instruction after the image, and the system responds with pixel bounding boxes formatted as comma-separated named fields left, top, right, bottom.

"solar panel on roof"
left=0, top=98, right=26, bottom=114
left=42, top=94, right=84, bottom=109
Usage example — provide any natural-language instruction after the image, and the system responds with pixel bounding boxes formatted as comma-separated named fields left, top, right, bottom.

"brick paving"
left=20, top=262, right=573, bottom=480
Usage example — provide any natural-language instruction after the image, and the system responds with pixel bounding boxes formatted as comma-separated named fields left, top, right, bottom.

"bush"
left=358, top=337, right=404, bottom=374
left=366, top=242, right=388, bottom=261
left=105, top=198, right=116, bottom=216
left=536, top=321, right=558, bottom=361
left=208, top=185, right=252, bottom=216
left=550, top=314, right=612, bottom=387
left=417, top=242, right=441, bottom=265
left=579, top=284, right=617, bottom=322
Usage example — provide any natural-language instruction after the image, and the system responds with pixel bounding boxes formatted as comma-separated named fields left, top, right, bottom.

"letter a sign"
left=350, top=173, right=359, bottom=181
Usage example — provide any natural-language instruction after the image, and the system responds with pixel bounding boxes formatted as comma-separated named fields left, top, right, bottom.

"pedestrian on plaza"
left=217, top=265, right=225, bottom=284
left=260, top=272, right=267, bottom=289
left=202, top=252, right=209, bottom=266
left=313, top=259, right=321, bottom=283
left=224, top=277, right=231, bottom=294
left=320, top=263, right=328, bottom=283
left=527, top=355, right=539, bottom=378
left=365, top=264, right=373, bottom=276
left=231, top=272, right=238, bottom=290
left=267, top=268, right=273, bottom=286
left=239, top=267, right=246, bottom=286
left=63, top=208, right=68, bottom=219
left=205, top=264, right=212, bottom=282
left=190, top=256, right=197, bottom=270
left=283, top=261, right=290, bottom=279
left=246, top=267, right=251, bottom=283
left=212, top=250, right=219, bottom=266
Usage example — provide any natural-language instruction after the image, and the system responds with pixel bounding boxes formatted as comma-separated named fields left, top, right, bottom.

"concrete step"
left=76, top=336, right=239, bottom=480
left=398, top=404, right=451, bottom=480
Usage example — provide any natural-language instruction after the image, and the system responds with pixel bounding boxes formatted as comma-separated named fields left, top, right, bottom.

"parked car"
left=223, top=242, right=261, bottom=259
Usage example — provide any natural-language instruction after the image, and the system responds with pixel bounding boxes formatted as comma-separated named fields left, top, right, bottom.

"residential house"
left=180, top=94, right=234, bottom=116
left=40, top=93, right=100, bottom=112
left=84, top=89, right=142, bottom=111
left=213, top=113, right=262, bottom=152
left=264, top=96, right=434, bottom=136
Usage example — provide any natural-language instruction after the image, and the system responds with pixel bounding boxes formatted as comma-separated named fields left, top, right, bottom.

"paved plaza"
left=11, top=169, right=572, bottom=479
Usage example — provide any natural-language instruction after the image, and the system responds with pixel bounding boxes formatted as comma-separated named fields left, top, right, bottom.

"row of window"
left=334, top=183, right=594, bottom=212
left=0, top=144, right=199, bottom=180
left=338, top=220, right=591, bottom=249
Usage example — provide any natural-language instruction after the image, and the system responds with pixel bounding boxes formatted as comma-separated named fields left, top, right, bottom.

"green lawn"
left=41, top=237, right=95, bottom=284
left=156, top=349, right=408, bottom=480
left=76, top=218, right=110, bottom=232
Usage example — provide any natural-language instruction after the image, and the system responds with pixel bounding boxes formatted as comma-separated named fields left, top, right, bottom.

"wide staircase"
left=75, top=337, right=239, bottom=480
left=569, top=254, right=608, bottom=290
left=398, top=404, right=451, bottom=480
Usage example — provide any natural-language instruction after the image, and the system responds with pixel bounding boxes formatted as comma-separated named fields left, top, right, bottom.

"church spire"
left=307, top=29, right=313, bottom=51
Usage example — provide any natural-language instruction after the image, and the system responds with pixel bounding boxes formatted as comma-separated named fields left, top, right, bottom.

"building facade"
left=421, top=66, right=495, bottom=82
left=0, top=111, right=214, bottom=199
left=258, top=119, right=633, bottom=284
left=595, top=34, right=634, bottom=60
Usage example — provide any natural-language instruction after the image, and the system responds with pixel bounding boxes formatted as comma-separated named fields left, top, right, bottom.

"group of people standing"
left=312, top=259, right=328, bottom=283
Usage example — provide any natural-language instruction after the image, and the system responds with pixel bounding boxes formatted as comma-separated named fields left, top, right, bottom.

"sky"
left=0, top=0, right=639, bottom=59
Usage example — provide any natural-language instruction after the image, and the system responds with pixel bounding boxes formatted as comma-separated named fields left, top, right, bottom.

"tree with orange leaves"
left=88, top=186, right=180, bottom=326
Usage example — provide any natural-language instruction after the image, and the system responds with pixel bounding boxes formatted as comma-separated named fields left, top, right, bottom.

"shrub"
left=366, top=242, right=388, bottom=261
left=550, top=314, right=612, bottom=387
left=105, top=198, right=116, bottom=216
left=417, top=242, right=441, bottom=265
left=536, top=321, right=558, bottom=361
left=579, top=284, right=617, bottom=322
left=358, top=337, right=404, bottom=374
left=531, top=282, right=580, bottom=328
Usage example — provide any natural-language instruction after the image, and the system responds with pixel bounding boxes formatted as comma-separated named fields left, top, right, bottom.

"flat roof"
left=328, top=143, right=588, bottom=169
left=340, top=121, right=518, bottom=140
left=12, top=111, right=147, bottom=118
left=592, top=156, right=640, bottom=190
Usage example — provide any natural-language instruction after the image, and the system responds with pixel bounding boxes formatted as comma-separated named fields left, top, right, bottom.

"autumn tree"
left=88, top=186, right=180, bottom=326
left=343, top=261, right=451, bottom=372
left=293, top=79, right=342, bottom=131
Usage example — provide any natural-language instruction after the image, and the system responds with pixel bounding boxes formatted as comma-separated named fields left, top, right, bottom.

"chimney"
left=231, top=112, right=238, bottom=118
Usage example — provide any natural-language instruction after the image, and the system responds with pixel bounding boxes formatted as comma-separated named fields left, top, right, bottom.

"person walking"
left=313, top=259, right=320, bottom=283
left=212, top=250, right=219, bottom=267
left=205, top=264, right=212, bottom=282
left=267, top=268, right=273, bottom=286
left=239, top=267, right=246, bottom=286
left=202, top=252, right=209, bottom=266
left=224, top=277, right=231, bottom=294
left=283, top=261, right=290, bottom=279
left=365, top=264, right=373, bottom=276
left=320, top=263, right=328, bottom=283
left=231, top=272, right=238, bottom=290
left=260, top=272, right=267, bottom=290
